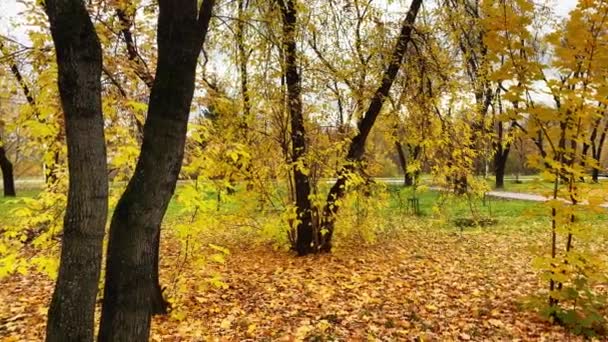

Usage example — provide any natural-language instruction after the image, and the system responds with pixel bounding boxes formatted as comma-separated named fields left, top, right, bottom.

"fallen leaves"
left=147, top=223, right=588, bottom=341
left=0, top=222, right=601, bottom=341
left=0, top=273, right=51, bottom=341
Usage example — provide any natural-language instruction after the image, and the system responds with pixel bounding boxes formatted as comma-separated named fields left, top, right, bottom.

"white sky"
left=0, top=1, right=28, bottom=42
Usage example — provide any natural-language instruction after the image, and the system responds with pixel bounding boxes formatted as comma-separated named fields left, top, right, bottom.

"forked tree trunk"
left=98, top=1, right=214, bottom=341
left=318, top=0, right=423, bottom=253
left=43, top=1, right=108, bottom=341
left=277, top=0, right=315, bottom=255
left=0, top=146, right=15, bottom=197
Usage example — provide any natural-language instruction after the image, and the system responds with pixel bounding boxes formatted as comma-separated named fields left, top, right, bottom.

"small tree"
left=520, top=0, right=608, bottom=334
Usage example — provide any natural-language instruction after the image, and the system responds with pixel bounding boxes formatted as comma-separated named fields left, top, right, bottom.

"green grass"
left=386, top=185, right=546, bottom=218
left=385, top=184, right=607, bottom=226
left=2, top=180, right=605, bottom=230
left=0, top=189, right=40, bottom=226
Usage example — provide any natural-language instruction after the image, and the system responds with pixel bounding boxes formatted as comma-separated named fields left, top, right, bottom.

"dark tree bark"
left=116, top=5, right=154, bottom=89
left=276, top=0, right=315, bottom=255
left=395, top=142, right=420, bottom=187
left=237, top=0, right=251, bottom=122
left=395, top=141, right=413, bottom=186
left=98, top=1, right=214, bottom=341
left=592, top=168, right=600, bottom=182
left=592, top=123, right=607, bottom=182
left=494, top=122, right=511, bottom=189
left=318, top=0, right=423, bottom=253
left=494, top=147, right=509, bottom=189
left=586, top=116, right=608, bottom=183
left=0, top=146, right=16, bottom=197
left=43, top=1, right=108, bottom=341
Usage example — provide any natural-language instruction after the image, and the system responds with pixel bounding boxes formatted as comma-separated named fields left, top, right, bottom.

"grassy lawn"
left=411, top=173, right=608, bottom=197
left=386, top=185, right=545, bottom=217
left=3, top=181, right=606, bottom=227
left=0, top=189, right=41, bottom=226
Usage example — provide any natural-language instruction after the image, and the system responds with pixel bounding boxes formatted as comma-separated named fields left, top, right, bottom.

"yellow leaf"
left=220, top=317, right=232, bottom=330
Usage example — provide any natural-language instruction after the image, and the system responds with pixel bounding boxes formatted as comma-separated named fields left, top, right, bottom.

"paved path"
left=485, top=190, right=549, bottom=202
left=484, top=190, right=608, bottom=208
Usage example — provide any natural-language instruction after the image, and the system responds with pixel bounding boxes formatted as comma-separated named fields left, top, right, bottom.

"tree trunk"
left=592, top=168, right=599, bottom=183
left=591, top=119, right=608, bottom=183
left=277, top=0, right=315, bottom=255
left=0, top=146, right=15, bottom=197
left=494, top=145, right=510, bottom=189
left=453, top=174, right=468, bottom=195
left=494, top=153, right=507, bottom=189
left=318, top=0, right=423, bottom=253
left=43, top=1, right=108, bottom=341
left=237, top=0, right=251, bottom=123
left=98, top=1, right=214, bottom=341
left=395, top=141, right=413, bottom=186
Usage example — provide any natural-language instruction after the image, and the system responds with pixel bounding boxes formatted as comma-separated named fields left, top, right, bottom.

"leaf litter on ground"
left=0, top=221, right=602, bottom=341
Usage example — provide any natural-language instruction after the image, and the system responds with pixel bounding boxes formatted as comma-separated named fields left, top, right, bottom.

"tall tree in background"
left=43, top=0, right=108, bottom=340
left=276, top=0, right=315, bottom=255
left=99, top=1, right=215, bottom=340
left=440, top=0, right=494, bottom=192
left=0, top=120, right=15, bottom=196
left=0, top=147, right=15, bottom=197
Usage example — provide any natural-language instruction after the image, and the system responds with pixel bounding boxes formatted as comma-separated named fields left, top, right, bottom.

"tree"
left=481, top=0, right=541, bottom=189
left=43, top=0, right=108, bottom=340
left=499, top=0, right=608, bottom=332
left=0, top=144, right=15, bottom=197
left=275, top=0, right=315, bottom=255
left=0, top=118, right=15, bottom=196
left=99, top=1, right=215, bottom=340
left=318, top=0, right=423, bottom=252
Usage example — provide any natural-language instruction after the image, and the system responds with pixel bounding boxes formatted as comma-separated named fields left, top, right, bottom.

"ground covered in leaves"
left=0, top=220, right=601, bottom=341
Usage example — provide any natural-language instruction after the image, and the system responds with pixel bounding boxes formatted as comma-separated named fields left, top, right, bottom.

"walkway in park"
left=484, top=190, right=548, bottom=202
left=484, top=189, right=608, bottom=208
